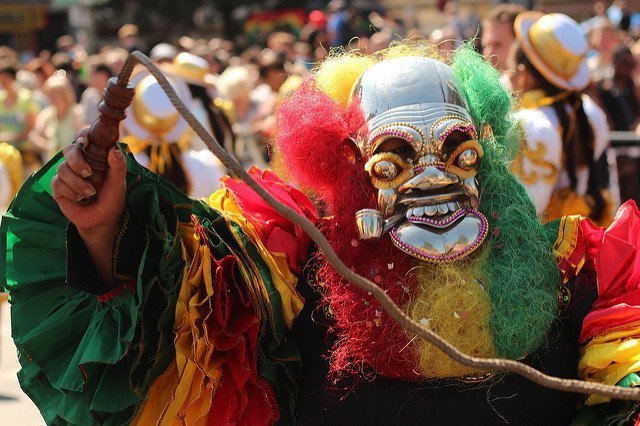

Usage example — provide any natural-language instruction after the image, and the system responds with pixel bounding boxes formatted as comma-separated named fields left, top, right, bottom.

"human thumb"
left=105, top=145, right=127, bottom=185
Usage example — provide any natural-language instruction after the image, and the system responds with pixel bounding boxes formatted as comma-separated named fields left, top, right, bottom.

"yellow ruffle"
left=133, top=224, right=223, bottom=425
left=208, top=188, right=303, bottom=329
left=579, top=327, right=640, bottom=405
left=0, top=142, right=23, bottom=198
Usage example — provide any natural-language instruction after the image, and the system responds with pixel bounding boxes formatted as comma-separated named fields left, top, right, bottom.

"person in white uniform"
left=508, top=12, right=611, bottom=224
left=121, top=71, right=226, bottom=199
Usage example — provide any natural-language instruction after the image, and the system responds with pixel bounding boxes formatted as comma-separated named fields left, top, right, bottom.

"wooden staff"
left=79, top=61, right=136, bottom=202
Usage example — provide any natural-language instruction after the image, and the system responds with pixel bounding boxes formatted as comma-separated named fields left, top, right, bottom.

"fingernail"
left=113, top=146, right=123, bottom=157
left=85, top=187, right=96, bottom=197
left=81, top=169, right=92, bottom=178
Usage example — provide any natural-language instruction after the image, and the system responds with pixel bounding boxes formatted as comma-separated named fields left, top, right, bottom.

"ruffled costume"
left=553, top=201, right=640, bottom=423
left=1, top=148, right=316, bottom=425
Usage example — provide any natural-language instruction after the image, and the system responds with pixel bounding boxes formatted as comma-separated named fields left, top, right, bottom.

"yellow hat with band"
left=515, top=12, right=591, bottom=91
left=123, top=71, right=193, bottom=145
left=161, top=52, right=217, bottom=87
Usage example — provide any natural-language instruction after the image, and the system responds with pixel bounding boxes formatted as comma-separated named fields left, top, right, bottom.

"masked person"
left=3, top=43, right=640, bottom=425
left=509, top=12, right=611, bottom=224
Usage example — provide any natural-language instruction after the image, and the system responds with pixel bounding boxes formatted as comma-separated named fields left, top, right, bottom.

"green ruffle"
left=1, top=148, right=208, bottom=425
left=2, top=146, right=302, bottom=425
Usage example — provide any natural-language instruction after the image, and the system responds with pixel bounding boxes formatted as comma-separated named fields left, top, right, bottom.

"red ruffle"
left=579, top=200, right=640, bottom=342
left=222, top=167, right=319, bottom=275
left=191, top=221, right=279, bottom=426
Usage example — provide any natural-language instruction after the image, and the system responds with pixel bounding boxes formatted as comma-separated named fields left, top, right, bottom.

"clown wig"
left=275, top=43, right=560, bottom=380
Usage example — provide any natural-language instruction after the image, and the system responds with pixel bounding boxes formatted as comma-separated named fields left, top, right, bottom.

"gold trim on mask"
left=445, top=140, right=484, bottom=179
left=364, top=151, right=413, bottom=189
left=365, top=123, right=426, bottom=158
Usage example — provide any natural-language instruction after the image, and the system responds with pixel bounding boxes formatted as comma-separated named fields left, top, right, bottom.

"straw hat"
left=161, top=52, right=216, bottom=87
left=123, top=71, right=192, bottom=144
left=514, top=12, right=590, bottom=91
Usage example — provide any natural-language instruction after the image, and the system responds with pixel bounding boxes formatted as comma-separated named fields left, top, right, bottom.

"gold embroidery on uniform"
left=511, top=140, right=558, bottom=185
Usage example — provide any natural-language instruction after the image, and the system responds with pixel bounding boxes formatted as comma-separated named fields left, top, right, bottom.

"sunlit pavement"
left=0, top=297, right=45, bottom=425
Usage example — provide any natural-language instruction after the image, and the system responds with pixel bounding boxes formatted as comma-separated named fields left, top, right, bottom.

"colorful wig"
left=275, top=43, right=559, bottom=379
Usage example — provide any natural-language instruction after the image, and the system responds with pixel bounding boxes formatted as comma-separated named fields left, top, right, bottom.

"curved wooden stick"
left=84, top=50, right=640, bottom=402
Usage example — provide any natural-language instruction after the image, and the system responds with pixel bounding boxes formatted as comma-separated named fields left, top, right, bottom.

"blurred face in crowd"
left=482, top=20, right=516, bottom=72
left=89, top=67, right=110, bottom=91
left=263, top=68, right=286, bottom=92
left=591, top=26, right=620, bottom=55
left=48, top=87, right=69, bottom=111
left=0, top=71, right=15, bottom=91
left=506, top=49, right=532, bottom=93
left=615, top=50, right=636, bottom=80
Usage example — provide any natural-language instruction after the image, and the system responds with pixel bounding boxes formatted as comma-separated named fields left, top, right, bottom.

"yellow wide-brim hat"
left=515, top=12, right=591, bottom=91
left=161, top=52, right=217, bottom=87
left=123, top=70, right=193, bottom=144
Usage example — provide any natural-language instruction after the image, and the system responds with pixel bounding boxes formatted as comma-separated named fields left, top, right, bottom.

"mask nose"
left=399, top=155, right=459, bottom=193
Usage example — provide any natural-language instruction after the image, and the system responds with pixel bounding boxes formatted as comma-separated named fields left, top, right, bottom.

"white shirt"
left=513, top=94, right=609, bottom=216
left=134, top=148, right=226, bottom=200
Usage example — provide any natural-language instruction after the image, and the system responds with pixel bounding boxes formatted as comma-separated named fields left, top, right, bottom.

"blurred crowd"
left=0, top=0, right=639, bottom=211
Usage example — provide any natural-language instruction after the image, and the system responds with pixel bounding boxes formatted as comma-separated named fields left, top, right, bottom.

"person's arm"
left=52, top=132, right=127, bottom=284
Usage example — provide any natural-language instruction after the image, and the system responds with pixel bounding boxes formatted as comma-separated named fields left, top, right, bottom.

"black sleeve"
left=66, top=206, right=146, bottom=295
left=559, top=267, right=598, bottom=351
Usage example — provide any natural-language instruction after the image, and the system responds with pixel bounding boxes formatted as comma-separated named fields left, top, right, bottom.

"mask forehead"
left=352, top=56, right=474, bottom=157
left=351, top=56, right=488, bottom=264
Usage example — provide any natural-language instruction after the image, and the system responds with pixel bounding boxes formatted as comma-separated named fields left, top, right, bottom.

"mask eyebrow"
left=432, top=119, right=477, bottom=156
left=366, top=124, right=424, bottom=157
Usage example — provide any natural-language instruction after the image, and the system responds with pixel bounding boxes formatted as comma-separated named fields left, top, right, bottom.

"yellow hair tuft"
left=315, top=54, right=375, bottom=108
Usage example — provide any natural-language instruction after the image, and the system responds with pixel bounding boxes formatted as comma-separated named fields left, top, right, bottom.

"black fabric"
left=292, top=265, right=600, bottom=426
left=66, top=206, right=145, bottom=295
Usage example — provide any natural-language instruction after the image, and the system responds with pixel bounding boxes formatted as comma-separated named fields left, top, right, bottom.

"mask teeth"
left=390, top=209, right=488, bottom=262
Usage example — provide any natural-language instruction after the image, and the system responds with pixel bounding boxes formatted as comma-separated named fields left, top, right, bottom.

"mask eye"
left=365, top=152, right=412, bottom=190
left=373, top=137, right=416, bottom=161
left=457, top=149, right=478, bottom=169
left=373, top=161, right=399, bottom=180
left=445, top=140, right=484, bottom=179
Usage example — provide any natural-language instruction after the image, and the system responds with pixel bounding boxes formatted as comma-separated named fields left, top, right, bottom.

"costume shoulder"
left=551, top=202, right=640, bottom=413
left=512, top=108, right=563, bottom=215
left=1, top=147, right=317, bottom=425
left=180, top=148, right=226, bottom=199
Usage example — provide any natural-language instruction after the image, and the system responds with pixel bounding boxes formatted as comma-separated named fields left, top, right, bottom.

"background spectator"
left=29, top=74, right=84, bottom=160
left=481, top=4, right=526, bottom=74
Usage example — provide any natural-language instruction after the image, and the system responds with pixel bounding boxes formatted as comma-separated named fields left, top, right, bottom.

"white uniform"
left=134, top=149, right=226, bottom=200
left=512, top=93, right=609, bottom=216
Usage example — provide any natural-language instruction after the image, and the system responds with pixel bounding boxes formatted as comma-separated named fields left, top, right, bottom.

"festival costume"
left=511, top=13, right=612, bottom=223
left=512, top=90, right=609, bottom=220
left=2, top=45, right=640, bottom=425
